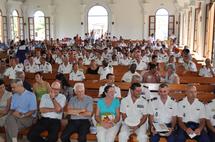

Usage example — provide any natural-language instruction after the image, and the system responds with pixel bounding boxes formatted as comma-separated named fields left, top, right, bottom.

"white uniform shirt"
left=119, top=57, right=132, bottom=66
left=120, top=95, right=148, bottom=123
left=39, top=62, right=52, bottom=73
left=69, top=70, right=85, bottom=81
left=148, top=96, right=177, bottom=124
left=25, top=63, right=40, bottom=73
left=199, top=66, right=215, bottom=77
left=34, top=57, right=41, bottom=64
left=58, top=63, right=73, bottom=74
left=133, top=60, right=148, bottom=71
left=177, top=97, right=206, bottom=123
left=97, top=66, right=113, bottom=80
left=4, top=65, right=23, bottom=79
left=121, top=71, right=140, bottom=83
left=205, top=99, right=215, bottom=126
left=183, top=61, right=197, bottom=72
left=40, top=93, right=66, bottom=119
left=98, top=84, right=121, bottom=98
left=54, top=56, right=63, bottom=64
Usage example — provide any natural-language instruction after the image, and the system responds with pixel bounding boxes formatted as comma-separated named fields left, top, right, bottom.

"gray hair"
left=74, top=82, right=85, bottom=93
left=131, top=75, right=142, bottom=83
left=10, top=79, right=23, bottom=86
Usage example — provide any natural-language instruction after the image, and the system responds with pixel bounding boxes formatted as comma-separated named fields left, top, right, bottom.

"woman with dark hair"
left=55, top=73, right=73, bottom=101
left=95, top=85, right=120, bottom=142
left=33, top=72, right=51, bottom=101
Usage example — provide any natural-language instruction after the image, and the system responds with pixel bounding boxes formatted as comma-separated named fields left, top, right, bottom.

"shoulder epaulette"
left=150, top=97, right=157, bottom=101
left=142, top=85, right=149, bottom=89
left=141, top=96, right=146, bottom=100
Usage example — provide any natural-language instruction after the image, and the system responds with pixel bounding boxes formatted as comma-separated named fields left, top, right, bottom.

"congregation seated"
left=4, top=57, right=23, bottom=79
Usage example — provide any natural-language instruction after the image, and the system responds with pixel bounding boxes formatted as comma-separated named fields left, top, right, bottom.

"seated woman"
left=0, top=80, right=12, bottom=127
left=33, top=72, right=51, bottom=101
left=164, top=64, right=180, bottom=84
left=0, top=79, right=12, bottom=127
left=95, top=85, right=120, bottom=142
left=86, top=59, right=99, bottom=74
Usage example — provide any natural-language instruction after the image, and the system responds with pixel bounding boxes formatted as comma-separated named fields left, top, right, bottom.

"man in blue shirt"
left=4, top=79, right=37, bottom=142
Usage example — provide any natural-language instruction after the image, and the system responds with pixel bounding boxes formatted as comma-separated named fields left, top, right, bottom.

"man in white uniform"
left=148, top=83, right=177, bottom=142
left=205, top=98, right=215, bottom=142
left=58, top=56, right=72, bottom=74
left=177, top=85, right=209, bottom=142
left=118, top=83, right=148, bottom=142
left=98, top=73, right=121, bottom=98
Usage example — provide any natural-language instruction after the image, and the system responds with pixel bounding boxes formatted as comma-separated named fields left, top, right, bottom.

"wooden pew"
left=180, top=77, right=215, bottom=84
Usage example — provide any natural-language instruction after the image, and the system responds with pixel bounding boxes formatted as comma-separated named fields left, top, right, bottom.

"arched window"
left=11, top=10, right=19, bottom=41
left=88, top=6, right=108, bottom=39
left=155, top=8, right=169, bottom=40
left=34, top=11, right=45, bottom=40
left=0, top=10, right=2, bottom=42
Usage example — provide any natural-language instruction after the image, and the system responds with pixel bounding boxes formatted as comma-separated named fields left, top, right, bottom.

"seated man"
left=177, top=85, right=209, bottom=142
left=4, top=79, right=37, bottom=142
left=98, top=73, right=121, bottom=98
left=61, top=83, right=93, bottom=142
left=27, top=81, right=66, bottom=142
left=119, top=83, right=148, bottom=142
left=199, top=58, right=215, bottom=77
left=148, top=83, right=177, bottom=142
left=69, top=63, right=85, bottom=81
left=205, top=98, right=215, bottom=142
left=121, top=63, right=140, bottom=83
left=98, top=59, right=113, bottom=80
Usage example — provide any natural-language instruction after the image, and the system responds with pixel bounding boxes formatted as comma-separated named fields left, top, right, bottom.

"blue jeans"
left=177, top=122, right=210, bottom=142
left=208, top=126, right=215, bottom=142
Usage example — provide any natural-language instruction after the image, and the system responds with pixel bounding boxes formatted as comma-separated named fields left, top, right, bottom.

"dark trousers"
left=61, top=119, right=91, bottom=142
left=27, top=117, right=61, bottom=142
left=177, top=122, right=210, bottom=142
left=208, top=126, right=215, bottom=142
left=151, top=123, right=175, bottom=142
